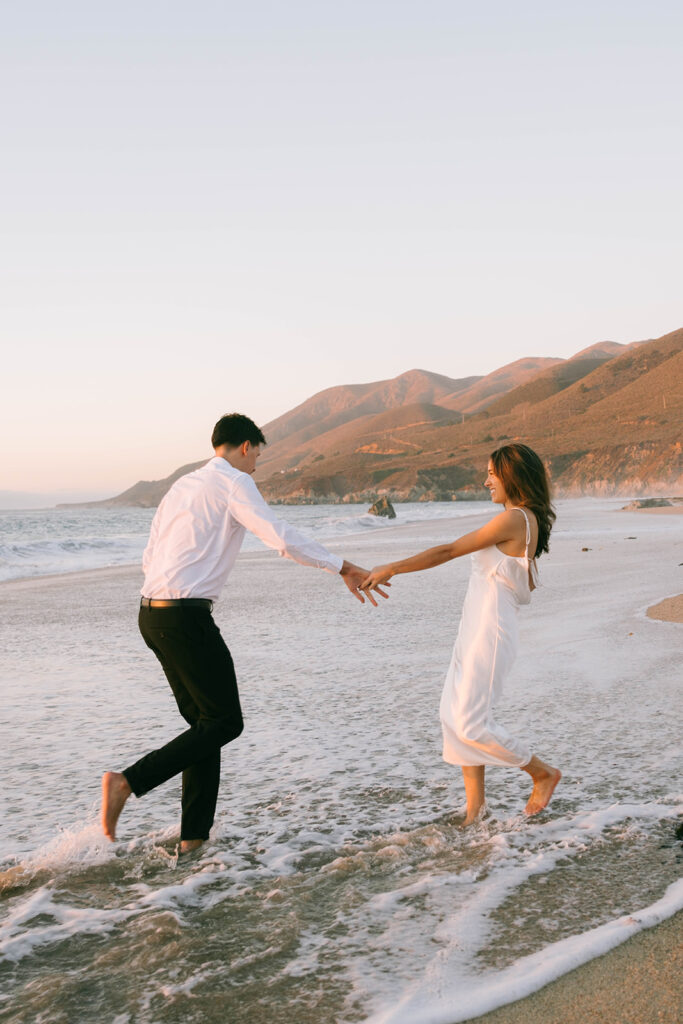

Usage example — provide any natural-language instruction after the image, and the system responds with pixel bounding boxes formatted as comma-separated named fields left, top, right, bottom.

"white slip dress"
left=440, top=507, right=534, bottom=768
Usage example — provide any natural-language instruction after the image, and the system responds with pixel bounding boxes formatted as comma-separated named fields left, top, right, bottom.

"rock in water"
left=622, top=498, right=673, bottom=509
left=368, top=497, right=396, bottom=519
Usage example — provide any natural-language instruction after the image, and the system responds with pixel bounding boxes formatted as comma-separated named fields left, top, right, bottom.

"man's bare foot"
left=179, top=839, right=204, bottom=855
left=525, top=767, right=562, bottom=816
left=101, top=772, right=132, bottom=841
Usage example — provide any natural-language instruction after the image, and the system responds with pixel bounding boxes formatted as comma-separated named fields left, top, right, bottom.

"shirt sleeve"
left=142, top=502, right=163, bottom=576
left=229, top=475, right=344, bottom=574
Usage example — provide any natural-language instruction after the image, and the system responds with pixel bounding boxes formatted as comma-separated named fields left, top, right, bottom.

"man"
left=101, top=413, right=387, bottom=853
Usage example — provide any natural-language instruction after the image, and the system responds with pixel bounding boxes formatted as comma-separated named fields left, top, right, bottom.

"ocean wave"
left=0, top=502, right=492, bottom=582
left=1, top=800, right=679, bottom=993
left=0, top=536, right=148, bottom=582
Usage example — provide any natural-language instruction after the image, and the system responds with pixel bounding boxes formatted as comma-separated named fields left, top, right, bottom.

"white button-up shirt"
left=141, top=456, right=343, bottom=601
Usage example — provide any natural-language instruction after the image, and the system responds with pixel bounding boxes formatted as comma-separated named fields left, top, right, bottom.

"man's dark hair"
left=212, top=413, right=267, bottom=449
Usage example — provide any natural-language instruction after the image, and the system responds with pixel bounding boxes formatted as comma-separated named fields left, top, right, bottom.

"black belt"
left=140, top=597, right=213, bottom=610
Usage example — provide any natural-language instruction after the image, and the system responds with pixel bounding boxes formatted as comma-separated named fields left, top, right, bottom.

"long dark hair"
left=490, top=443, right=555, bottom=557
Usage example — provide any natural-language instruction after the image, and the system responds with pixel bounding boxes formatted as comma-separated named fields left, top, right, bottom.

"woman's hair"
left=489, top=443, right=556, bottom=557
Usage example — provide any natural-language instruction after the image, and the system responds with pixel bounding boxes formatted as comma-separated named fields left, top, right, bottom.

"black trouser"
left=124, top=604, right=244, bottom=840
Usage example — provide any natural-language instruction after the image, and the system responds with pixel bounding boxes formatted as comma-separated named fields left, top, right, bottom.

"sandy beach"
left=647, top=594, right=683, bottom=623
left=463, top=910, right=682, bottom=1024
left=639, top=505, right=683, bottom=623
left=1, top=499, right=681, bottom=1023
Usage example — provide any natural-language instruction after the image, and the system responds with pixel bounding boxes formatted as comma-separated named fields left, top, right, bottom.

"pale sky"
left=2, top=1, right=681, bottom=499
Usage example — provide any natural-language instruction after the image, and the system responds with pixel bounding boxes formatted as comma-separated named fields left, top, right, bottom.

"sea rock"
left=368, top=497, right=396, bottom=519
left=622, top=498, right=673, bottom=510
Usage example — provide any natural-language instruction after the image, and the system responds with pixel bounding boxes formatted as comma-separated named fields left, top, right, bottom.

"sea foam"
left=363, top=878, right=683, bottom=1024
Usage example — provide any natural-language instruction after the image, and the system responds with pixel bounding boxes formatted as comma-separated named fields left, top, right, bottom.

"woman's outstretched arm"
left=361, top=510, right=526, bottom=588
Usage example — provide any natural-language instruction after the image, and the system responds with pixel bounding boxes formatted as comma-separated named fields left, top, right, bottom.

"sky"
left=2, top=1, right=682, bottom=500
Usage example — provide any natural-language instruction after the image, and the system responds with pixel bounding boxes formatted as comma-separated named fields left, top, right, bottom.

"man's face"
left=243, top=442, right=261, bottom=475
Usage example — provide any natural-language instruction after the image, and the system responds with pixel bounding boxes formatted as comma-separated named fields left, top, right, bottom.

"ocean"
left=0, top=499, right=681, bottom=1023
left=0, top=502, right=492, bottom=584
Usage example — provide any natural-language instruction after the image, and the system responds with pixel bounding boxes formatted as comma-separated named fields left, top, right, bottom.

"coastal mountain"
left=259, top=369, right=480, bottom=450
left=480, top=357, right=619, bottom=418
left=71, top=328, right=682, bottom=508
left=438, top=356, right=563, bottom=415
left=568, top=340, right=644, bottom=361
left=254, top=331, right=679, bottom=499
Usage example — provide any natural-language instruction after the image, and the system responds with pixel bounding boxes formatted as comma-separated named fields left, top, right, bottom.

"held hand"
left=340, top=560, right=391, bottom=606
left=360, top=564, right=395, bottom=593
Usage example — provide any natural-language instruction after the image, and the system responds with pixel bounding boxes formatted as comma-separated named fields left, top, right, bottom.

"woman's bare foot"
left=522, top=758, right=562, bottom=816
left=460, top=804, right=487, bottom=828
left=101, top=772, right=132, bottom=841
left=179, top=839, right=204, bottom=855
left=461, top=765, right=486, bottom=826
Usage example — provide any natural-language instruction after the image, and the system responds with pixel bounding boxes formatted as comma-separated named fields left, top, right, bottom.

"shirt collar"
left=208, top=455, right=242, bottom=477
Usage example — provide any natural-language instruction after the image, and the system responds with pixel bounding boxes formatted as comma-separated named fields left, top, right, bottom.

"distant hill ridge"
left=262, top=368, right=480, bottom=449
left=65, top=329, right=681, bottom=508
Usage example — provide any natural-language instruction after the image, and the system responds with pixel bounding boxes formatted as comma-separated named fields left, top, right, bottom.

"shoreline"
left=461, top=910, right=682, bottom=1024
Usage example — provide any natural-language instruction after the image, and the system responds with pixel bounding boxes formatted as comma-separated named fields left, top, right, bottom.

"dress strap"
left=508, top=506, right=531, bottom=558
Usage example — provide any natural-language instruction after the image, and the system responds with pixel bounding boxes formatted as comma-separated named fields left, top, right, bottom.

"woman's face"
left=485, top=461, right=508, bottom=505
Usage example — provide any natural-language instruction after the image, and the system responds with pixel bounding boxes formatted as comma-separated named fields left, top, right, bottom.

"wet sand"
left=463, top=910, right=682, bottom=1024
left=647, top=594, right=683, bottom=623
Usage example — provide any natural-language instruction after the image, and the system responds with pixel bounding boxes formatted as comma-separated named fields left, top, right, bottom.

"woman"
left=361, top=443, right=561, bottom=825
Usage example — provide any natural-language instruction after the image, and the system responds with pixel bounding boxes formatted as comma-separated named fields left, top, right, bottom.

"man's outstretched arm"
left=229, top=476, right=389, bottom=604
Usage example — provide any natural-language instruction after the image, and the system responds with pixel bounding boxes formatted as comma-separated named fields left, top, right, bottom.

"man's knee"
left=208, top=714, right=243, bottom=746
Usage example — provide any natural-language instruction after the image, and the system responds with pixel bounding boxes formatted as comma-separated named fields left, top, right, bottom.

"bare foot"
left=460, top=766, right=486, bottom=828
left=459, top=804, right=487, bottom=828
left=525, top=767, right=562, bottom=816
left=101, top=772, right=132, bottom=841
left=179, top=839, right=204, bottom=855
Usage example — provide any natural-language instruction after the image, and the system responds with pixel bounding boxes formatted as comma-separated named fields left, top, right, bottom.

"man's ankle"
left=179, top=838, right=205, bottom=854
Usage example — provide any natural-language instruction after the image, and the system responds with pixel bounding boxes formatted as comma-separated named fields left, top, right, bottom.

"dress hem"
left=442, top=749, right=532, bottom=769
